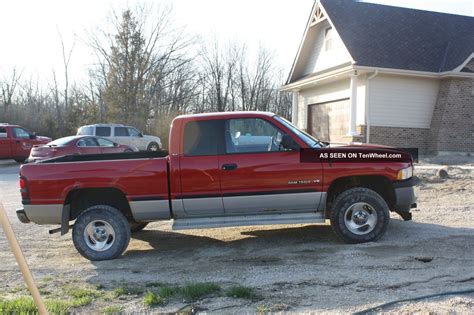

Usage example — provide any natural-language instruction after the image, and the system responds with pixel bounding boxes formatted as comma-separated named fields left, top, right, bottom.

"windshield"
left=273, top=115, right=324, bottom=148
left=47, top=136, right=77, bottom=146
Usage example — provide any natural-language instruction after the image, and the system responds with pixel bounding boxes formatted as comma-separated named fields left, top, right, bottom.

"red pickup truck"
left=16, top=112, right=418, bottom=261
left=0, top=124, right=51, bottom=162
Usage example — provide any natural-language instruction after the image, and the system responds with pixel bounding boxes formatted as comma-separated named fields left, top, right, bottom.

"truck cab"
left=0, top=124, right=51, bottom=162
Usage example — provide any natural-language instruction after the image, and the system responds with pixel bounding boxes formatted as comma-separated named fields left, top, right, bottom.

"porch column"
left=347, top=71, right=359, bottom=136
left=292, top=90, right=300, bottom=126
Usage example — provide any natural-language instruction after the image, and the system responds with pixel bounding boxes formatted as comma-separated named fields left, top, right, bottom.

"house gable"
left=288, top=2, right=353, bottom=84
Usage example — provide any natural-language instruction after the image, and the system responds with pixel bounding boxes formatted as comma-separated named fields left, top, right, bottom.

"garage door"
left=308, top=98, right=350, bottom=143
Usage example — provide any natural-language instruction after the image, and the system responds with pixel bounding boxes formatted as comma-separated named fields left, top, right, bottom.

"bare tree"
left=0, top=68, right=22, bottom=121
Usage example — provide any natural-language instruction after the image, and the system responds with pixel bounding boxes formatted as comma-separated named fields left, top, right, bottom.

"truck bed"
left=36, top=150, right=169, bottom=163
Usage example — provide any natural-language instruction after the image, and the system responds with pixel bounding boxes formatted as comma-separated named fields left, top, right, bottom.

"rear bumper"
left=393, top=176, right=420, bottom=213
left=16, top=208, right=30, bottom=223
left=17, top=204, right=63, bottom=225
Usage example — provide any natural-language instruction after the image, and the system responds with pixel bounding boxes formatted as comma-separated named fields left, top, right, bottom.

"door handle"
left=16, top=140, right=20, bottom=144
left=222, top=163, right=238, bottom=171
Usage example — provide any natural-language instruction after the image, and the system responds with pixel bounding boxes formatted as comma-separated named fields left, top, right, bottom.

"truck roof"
left=175, top=111, right=276, bottom=121
left=0, top=123, right=20, bottom=127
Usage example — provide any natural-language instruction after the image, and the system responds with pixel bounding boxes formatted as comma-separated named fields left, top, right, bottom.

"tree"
left=0, top=68, right=22, bottom=121
left=89, top=6, right=194, bottom=131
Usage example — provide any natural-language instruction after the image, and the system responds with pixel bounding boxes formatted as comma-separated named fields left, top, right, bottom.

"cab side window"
left=0, top=127, right=7, bottom=138
left=184, top=120, right=222, bottom=156
left=225, top=118, right=284, bottom=153
left=13, top=128, right=30, bottom=139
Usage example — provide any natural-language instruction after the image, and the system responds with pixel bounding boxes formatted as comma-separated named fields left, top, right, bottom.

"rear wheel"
left=124, top=149, right=134, bottom=153
left=330, top=187, right=390, bottom=244
left=147, top=142, right=160, bottom=151
left=130, top=222, right=148, bottom=233
left=72, top=205, right=131, bottom=261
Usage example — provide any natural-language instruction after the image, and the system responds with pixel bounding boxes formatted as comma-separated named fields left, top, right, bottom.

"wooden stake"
left=0, top=202, right=48, bottom=315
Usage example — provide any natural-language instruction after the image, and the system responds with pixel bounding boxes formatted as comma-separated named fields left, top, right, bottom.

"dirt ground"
left=0, top=159, right=473, bottom=313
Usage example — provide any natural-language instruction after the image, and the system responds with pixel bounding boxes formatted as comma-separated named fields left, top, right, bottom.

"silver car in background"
left=77, top=124, right=162, bottom=151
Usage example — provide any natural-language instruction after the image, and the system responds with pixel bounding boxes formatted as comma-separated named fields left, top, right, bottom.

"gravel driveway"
left=0, top=160, right=473, bottom=313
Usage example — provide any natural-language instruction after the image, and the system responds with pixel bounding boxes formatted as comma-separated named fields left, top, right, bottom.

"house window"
left=324, top=27, right=333, bottom=51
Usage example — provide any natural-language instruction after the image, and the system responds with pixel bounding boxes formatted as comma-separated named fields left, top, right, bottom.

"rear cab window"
left=96, top=127, right=111, bottom=137
left=183, top=120, right=223, bottom=156
left=0, top=127, right=7, bottom=138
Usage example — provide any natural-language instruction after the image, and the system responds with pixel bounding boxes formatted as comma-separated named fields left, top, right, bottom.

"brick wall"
left=428, top=78, right=474, bottom=153
left=369, top=126, right=429, bottom=153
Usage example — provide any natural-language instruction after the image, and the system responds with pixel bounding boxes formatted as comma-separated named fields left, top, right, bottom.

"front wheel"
left=72, top=205, right=131, bottom=261
left=147, top=142, right=160, bottom=151
left=330, top=187, right=390, bottom=244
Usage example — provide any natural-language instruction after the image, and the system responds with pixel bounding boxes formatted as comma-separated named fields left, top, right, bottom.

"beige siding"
left=369, top=75, right=439, bottom=128
left=297, top=79, right=351, bottom=130
left=302, top=21, right=352, bottom=76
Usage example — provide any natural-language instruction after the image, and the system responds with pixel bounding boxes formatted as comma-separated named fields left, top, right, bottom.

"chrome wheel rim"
left=149, top=144, right=158, bottom=151
left=343, top=202, right=378, bottom=235
left=84, top=220, right=115, bottom=251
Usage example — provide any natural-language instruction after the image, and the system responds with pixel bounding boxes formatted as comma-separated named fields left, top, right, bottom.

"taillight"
left=19, top=176, right=29, bottom=201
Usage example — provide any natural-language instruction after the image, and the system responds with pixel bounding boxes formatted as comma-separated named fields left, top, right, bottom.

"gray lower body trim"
left=129, top=200, right=171, bottom=221
left=223, top=192, right=323, bottom=214
left=23, top=204, right=63, bottom=225
left=173, top=211, right=325, bottom=230
left=182, top=197, right=225, bottom=216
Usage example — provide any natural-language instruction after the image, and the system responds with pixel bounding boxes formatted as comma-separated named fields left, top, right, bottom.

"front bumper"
left=393, top=176, right=420, bottom=215
left=16, top=208, right=30, bottom=223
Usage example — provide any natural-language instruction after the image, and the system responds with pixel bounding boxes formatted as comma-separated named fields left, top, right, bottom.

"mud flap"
left=61, top=204, right=70, bottom=235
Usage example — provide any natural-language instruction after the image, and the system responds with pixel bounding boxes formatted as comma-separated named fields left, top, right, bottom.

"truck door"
left=218, top=117, right=323, bottom=215
left=12, top=127, right=34, bottom=158
left=0, top=126, right=11, bottom=158
left=179, top=119, right=225, bottom=216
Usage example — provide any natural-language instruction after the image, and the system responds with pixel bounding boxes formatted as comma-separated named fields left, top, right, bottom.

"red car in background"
left=28, top=135, right=137, bottom=162
left=0, top=124, right=51, bottom=162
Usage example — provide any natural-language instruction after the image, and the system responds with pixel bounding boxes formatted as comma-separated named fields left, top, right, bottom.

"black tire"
left=124, top=149, right=134, bottom=153
left=130, top=222, right=148, bottom=233
left=14, top=158, right=27, bottom=163
left=147, top=142, right=160, bottom=151
left=330, top=187, right=390, bottom=244
left=72, top=205, right=131, bottom=261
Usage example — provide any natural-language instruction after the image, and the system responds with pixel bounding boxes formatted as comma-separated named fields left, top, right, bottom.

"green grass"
left=256, top=304, right=273, bottom=313
left=113, top=286, right=143, bottom=298
left=225, top=286, right=256, bottom=299
left=143, top=291, right=165, bottom=306
left=157, top=285, right=178, bottom=299
left=0, top=296, right=71, bottom=314
left=102, top=305, right=122, bottom=314
left=181, top=283, right=220, bottom=301
left=65, top=286, right=101, bottom=299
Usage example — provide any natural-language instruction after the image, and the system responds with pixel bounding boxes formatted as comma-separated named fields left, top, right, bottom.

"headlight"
left=397, top=166, right=413, bottom=180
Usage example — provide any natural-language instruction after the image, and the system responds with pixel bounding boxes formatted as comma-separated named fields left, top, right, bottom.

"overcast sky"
left=0, top=0, right=472, bottom=84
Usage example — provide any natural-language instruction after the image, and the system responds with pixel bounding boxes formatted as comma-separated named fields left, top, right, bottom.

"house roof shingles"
left=320, top=0, right=474, bottom=73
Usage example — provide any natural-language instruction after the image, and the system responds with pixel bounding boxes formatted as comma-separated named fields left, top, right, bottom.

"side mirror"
left=114, top=142, right=119, bottom=147
left=29, top=132, right=37, bottom=139
left=138, top=133, right=144, bottom=138
left=281, top=134, right=300, bottom=151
